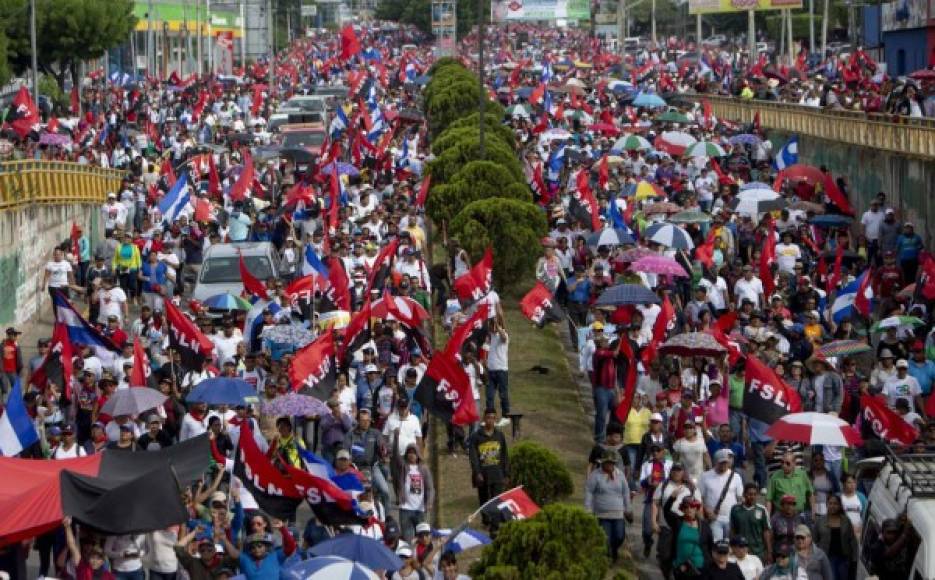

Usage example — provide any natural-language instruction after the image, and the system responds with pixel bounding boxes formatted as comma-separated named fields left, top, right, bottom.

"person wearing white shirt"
left=699, top=275, right=729, bottom=313
left=486, top=320, right=510, bottom=423
left=728, top=539, right=765, bottom=580
left=382, top=400, right=423, bottom=456
left=180, top=402, right=209, bottom=441
left=774, top=232, right=802, bottom=275
left=733, top=266, right=765, bottom=309
left=104, top=534, right=147, bottom=575
left=884, top=361, right=924, bottom=413
left=211, top=326, right=242, bottom=366
left=698, top=449, right=745, bottom=541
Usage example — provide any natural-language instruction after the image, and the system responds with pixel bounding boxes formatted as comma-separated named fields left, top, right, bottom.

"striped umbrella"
left=817, top=340, right=873, bottom=358
left=635, top=181, right=665, bottom=200
left=659, top=332, right=727, bottom=356
left=654, top=131, right=697, bottom=156
left=765, top=413, right=862, bottom=446
left=647, top=223, right=695, bottom=250
left=612, top=134, right=652, bottom=152
left=643, top=202, right=681, bottom=215
left=282, top=556, right=380, bottom=580
left=683, top=141, right=727, bottom=158
left=587, top=228, right=636, bottom=247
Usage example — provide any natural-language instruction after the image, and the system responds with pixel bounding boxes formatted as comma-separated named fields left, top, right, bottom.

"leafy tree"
left=426, top=161, right=531, bottom=224
left=470, top=504, right=610, bottom=580
left=425, top=79, right=483, bottom=136
left=428, top=136, right=523, bottom=184
left=431, top=125, right=511, bottom=156
left=1, top=0, right=137, bottom=91
left=447, top=112, right=516, bottom=146
left=38, top=75, right=64, bottom=111
left=428, top=56, right=462, bottom=75
left=450, top=197, right=546, bottom=289
left=508, top=441, right=574, bottom=506
left=0, top=30, right=9, bottom=87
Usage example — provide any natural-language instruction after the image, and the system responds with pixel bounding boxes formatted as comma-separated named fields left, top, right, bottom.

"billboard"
left=881, top=0, right=928, bottom=31
left=491, top=0, right=591, bottom=22
left=688, top=0, right=802, bottom=14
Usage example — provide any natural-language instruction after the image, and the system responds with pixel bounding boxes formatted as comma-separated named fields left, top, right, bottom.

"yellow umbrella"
left=574, top=60, right=594, bottom=69
left=606, top=155, right=625, bottom=166
left=635, top=180, right=664, bottom=200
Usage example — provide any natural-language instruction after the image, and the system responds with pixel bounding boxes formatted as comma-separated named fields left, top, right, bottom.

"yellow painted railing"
left=682, top=95, right=935, bottom=160
left=0, top=161, right=125, bottom=210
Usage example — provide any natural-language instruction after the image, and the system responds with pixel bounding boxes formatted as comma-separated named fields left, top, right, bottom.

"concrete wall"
left=768, top=130, right=935, bottom=247
left=0, top=204, right=101, bottom=327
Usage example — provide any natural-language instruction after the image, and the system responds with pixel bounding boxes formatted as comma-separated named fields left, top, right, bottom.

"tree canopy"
left=470, top=504, right=610, bottom=580
left=426, top=160, right=531, bottom=224
left=428, top=136, right=524, bottom=185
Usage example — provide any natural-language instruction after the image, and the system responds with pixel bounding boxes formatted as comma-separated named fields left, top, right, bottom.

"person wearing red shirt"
left=873, top=251, right=903, bottom=300
left=1, top=327, right=23, bottom=397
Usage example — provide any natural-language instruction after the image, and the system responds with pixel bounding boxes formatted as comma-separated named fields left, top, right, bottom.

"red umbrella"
left=909, top=69, right=935, bottom=81
left=776, top=164, right=825, bottom=185
left=587, top=123, right=620, bottom=136
left=370, top=295, right=431, bottom=326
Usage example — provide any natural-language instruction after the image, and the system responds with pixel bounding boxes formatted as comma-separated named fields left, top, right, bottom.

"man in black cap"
left=704, top=540, right=745, bottom=579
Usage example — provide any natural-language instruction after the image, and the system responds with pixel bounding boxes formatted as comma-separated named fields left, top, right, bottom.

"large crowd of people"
left=0, top=16, right=932, bottom=580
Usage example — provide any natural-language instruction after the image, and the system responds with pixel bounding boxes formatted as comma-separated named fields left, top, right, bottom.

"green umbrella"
left=506, top=104, right=532, bottom=118
left=564, top=109, right=593, bottom=123
left=670, top=210, right=712, bottom=224
left=613, top=134, right=652, bottom=152
left=684, top=141, right=727, bottom=158
left=870, top=316, right=925, bottom=333
left=655, top=111, right=693, bottom=124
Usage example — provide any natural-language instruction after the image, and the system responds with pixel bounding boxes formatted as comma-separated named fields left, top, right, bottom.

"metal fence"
left=0, top=161, right=126, bottom=210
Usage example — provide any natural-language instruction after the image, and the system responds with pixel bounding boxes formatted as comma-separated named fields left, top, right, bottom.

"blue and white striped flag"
left=0, top=378, right=39, bottom=456
left=158, top=171, right=192, bottom=224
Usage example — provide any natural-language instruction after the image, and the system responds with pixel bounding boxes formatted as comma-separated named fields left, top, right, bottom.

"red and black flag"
left=233, top=422, right=302, bottom=520
left=288, top=332, right=337, bottom=400
left=338, top=300, right=372, bottom=369
left=414, top=353, right=478, bottom=426
left=453, top=248, right=493, bottom=303
left=743, top=355, right=802, bottom=425
left=30, top=322, right=74, bottom=398
left=128, top=337, right=152, bottom=388
left=164, top=300, right=215, bottom=371
left=366, top=238, right=399, bottom=294
left=445, top=303, right=490, bottom=358
left=519, top=282, right=564, bottom=327
left=321, top=257, right=351, bottom=312
left=867, top=395, right=919, bottom=446
left=7, top=86, right=40, bottom=138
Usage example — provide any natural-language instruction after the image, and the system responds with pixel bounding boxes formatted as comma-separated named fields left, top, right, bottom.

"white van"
left=855, top=451, right=935, bottom=579
left=192, top=242, right=280, bottom=302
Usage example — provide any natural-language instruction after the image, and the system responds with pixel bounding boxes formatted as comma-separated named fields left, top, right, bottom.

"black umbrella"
left=595, top=284, right=660, bottom=306
left=279, top=147, right=318, bottom=164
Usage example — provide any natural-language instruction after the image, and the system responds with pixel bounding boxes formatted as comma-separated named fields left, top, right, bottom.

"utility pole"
left=207, top=0, right=213, bottom=75
left=616, top=0, right=625, bottom=56
left=477, top=0, right=485, bottom=158
left=30, top=0, right=38, bottom=104
left=651, top=0, right=656, bottom=47
left=268, top=0, right=276, bottom=90
left=148, top=0, right=154, bottom=72
left=748, top=9, right=755, bottom=62
left=809, top=0, right=815, bottom=53
left=696, top=13, right=702, bottom=62
left=240, top=0, right=246, bottom=70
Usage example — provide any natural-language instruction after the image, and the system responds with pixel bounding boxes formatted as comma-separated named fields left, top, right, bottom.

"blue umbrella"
left=587, top=228, right=635, bottom=248
left=729, top=133, right=762, bottom=146
left=283, top=556, right=380, bottom=580
left=809, top=214, right=853, bottom=227
left=186, top=378, right=258, bottom=405
left=309, top=534, right=403, bottom=572
left=516, top=87, right=534, bottom=99
left=633, top=93, right=666, bottom=108
left=646, top=223, right=695, bottom=249
left=595, top=284, right=660, bottom=306
left=320, top=162, right=360, bottom=177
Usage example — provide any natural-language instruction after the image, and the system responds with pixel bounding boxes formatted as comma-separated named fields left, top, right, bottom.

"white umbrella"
left=765, top=413, right=862, bottom=446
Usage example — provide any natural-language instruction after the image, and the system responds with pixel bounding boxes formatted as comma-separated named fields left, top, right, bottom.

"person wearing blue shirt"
left=908, top=343, right=935, bottom=396
left=707, top=423, right=746, bottom=469
left=76, top=226, right=91, bottom=286
left=228, top=209, right=253, bottom=242
left=222, top=527, right=297, bottom=580
left=139, top=252, right=169, bottom=311
left=566, top=266, right=592, bottom=326
left=896, top=222, right=924, bottom=281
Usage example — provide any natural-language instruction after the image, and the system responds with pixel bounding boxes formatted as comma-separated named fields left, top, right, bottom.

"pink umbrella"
left=630, top=255, right=689, bottom=277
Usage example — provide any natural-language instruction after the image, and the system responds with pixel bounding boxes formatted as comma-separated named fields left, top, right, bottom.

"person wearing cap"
left=727, top=535, right=763, bottom=580
left=789, top=524, right=833, bottom=580
left=896, top=221, right=924, bottom=281
left=704, top=539, right=745, bottom=579
left=909, top=340, right=935, bottom=396
left=883, top=358, right=924, bottom=414
left=699, top=448, right=744, bottom=534
left=585, top=449, right=634, bottom=563
left=412, top=521, right=435, bottom=565
left=268, top=416, right=307, bottom=469
left=392, top=544, right=420, bottom=580
left=730, top=482, right=772, bottom=563
left=51, top=424, right=87, bottom=459
left=383, top=391, right=423, bottom=458
left=760, top=543, right=795, bottom=579
left=220, top=520, right=296, bottom=580
left=0, top=327, right=23, bottom=398
left=770, top=491, right=812, bottom=550
left=62, top=516, right=113, bottom=580
left=672, top=495, right=714, bottom=576
left=767, top=451, right=816, bottom=515
left=137, top=413, right=173, bottom=451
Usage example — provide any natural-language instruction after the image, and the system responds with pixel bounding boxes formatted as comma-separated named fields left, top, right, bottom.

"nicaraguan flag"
left=547, top=145, right=565, bottom=182
left=51, top=290, right=121, bottom=366
left=541, top=61, right=553, bottom=83
left=367, top=108, right=385, bottom=142
left=302, top=243, right=330, bottom=278
left=830, top=269, right=873, bottom=323
left=298, top=447, right=364, bottom=496
left=543, top=89, right=553, bottom=116
left=330, top=106, right=349, bottom=139
left=158, top=171, right=192, bottom=224
left=773, top=135, right=799, bottom=170
left=435, top=527, right=492, bottom=554
left=362, top=47, right=382, bottom=62
left=0, top=378, right=39, bottom=456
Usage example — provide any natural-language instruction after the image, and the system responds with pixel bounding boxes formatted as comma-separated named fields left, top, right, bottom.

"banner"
left=519, top=282, right=564, bottom=327
left=688, top=0, right=802, bottom=14
left=743, top=355, right=802, bottom=425
left=215, top=32, right=233, bottom=75
left=491, top=0, right=591, bottom=21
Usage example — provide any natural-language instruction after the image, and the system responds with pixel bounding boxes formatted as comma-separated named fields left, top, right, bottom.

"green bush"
left=507, top=441, right=574, bottom=505
left=470, top=504, right=610, bottom=580
left=447, top=112, right=516, bottom=145
left=450, top=197, right=546, bottom=289
left=428, top=57, right=464, bottom=76
left=431, top=126, right=511, bottom=156
left=39, top=75, right=66, bottom=112
left=426, top=80, right=483, bottom=136
left=428, top=136, right=524, bottom=184
left=426, top=161, right=531, bottom=224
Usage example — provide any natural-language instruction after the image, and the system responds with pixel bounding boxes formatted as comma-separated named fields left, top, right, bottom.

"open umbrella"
left=730, top=196, right=785, bottom=217
left=202, top=293, right=253, bottom=311
left=587, top=228, right=635, bottom=247
left=737, top=187, right=779, bottom=201
left=643, top=202, right=681, bottom=215
left=630, top=255, right=689, bottom=277
left=309, top=534, right=403, bottom=572
left=587, top=123, right=620, bottom=136
left=371, top=295, right=431, bottom=325
left=262, top=393, right=330, bottom=417
left=283, top=556, right=380, bottom=580
left=808, top=215, right=853, bottom=228
left=654, top=131, right=697, bottom=156
left=186, top=378, right=258, bottom=405
left=647, top=223, right=695, bottom=249
left=635, top=181, right=666, bottom=200
left=540, top=128, right=572, bottom=141
left=670, top=210, right=712, bottom=224
left=617, top=247, right=658, bottom=263
left=613, top=135, right=652, bottom=152
left=506, top=104, right=532, bottom=118
left=777, top=164, right=825, bottom=185
left=655, top=110, right=693, bottom=124
left=909, top=68, right=935, bottom=80
left=728, top=134, right=761, bottom=146
left=740, top=181, right=774, bottom=191
left=683, top=141, right=726, bottom=158
left=595, top=284, right=660, bottom=306
left=765, top=413, right=862, bottom=446
left=659, top=332, right=727, bottom=357
left=321, top=162, right=360, bottom=177
left=100, top=388, right=167, bottom=417
left=871, top=316, right=925, bottom=333
left=817, top=340, right=872, bottom=358
left=633, top=93, right=667, bottom=108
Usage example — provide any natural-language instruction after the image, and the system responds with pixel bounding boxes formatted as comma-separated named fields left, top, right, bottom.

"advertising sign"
left=688, top=0, right=802, bottom=14
left=491, top=0, right=591, bottom=22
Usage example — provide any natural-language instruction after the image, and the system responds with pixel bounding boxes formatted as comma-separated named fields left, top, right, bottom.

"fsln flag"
left=414, top=352, right=478, bottom=427
left=519, top=282, right=564, bottom=327
left=743, top=355, right=802, bottom=425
